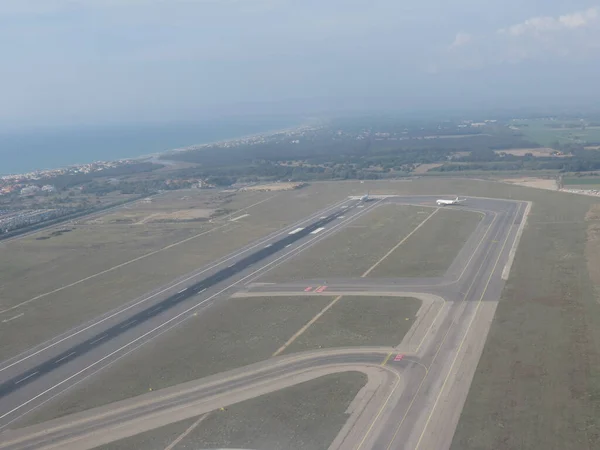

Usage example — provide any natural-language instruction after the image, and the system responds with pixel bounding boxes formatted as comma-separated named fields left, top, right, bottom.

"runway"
left=0, top=195, right=528, bottom=450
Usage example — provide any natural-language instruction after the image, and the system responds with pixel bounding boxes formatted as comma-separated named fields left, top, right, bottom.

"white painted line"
left=338, top=216, right=345, bottom=219
left=198, top=288, right=206, bottom=293
left=89, top=335, right=108, bottom=345
left=177, top=288, right=187, bottom=294
left=54, top=352, right=76, bottom=364
left=265, top=244, right=272, bottom=248
left=0, top=197, right=353, bottom=374
left=147, top=306, right=162, bottom=315
left=310, top=227, right=325, bottom=235
left=0, top=199, right=375, bottom=425
left=285, top=244, right=292, bottom=248
left=229, top=213, right=249, bottom=222
left=2, top=313, right=24, bottom=323
left=358, top=205, right=364, bottom=208
left=320, top=216, right=326, bottom=219
left=341, top=205, right=348, bottom=209
left=120, top=319, right=137, bottom=329
left=288, top=227, right=304, bottom=235
left=15, top=371, right=38, bottom=385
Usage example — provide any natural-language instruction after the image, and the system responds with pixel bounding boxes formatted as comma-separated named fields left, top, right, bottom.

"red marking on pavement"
left=315, top=286, right=328, bottom=293
left=394, top=354, right=404, bottom=362
left=304, top=287, right=313, bottom=292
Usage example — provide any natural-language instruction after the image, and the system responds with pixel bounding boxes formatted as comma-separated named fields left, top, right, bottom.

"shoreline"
left=1, top=120, right=316, bottom=177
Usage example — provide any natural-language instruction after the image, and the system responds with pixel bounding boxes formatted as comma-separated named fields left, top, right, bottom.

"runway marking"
left=394, top=354, right=404, bottom=362
left=285, top=244, right=292, bottom=248
left=0, top=200, right=366, bottom=425
left=310, top=227, right=325, bottom=235
left=54, top=352, right=76, bottom=364
left=358, top=205, right=365, bottom=208
left=381, top=352, right=393, bottom=366
left=198, top=288, right=206, bottom=293
left=304, top=287, right=313, bottom=292
left=163, top=413, right=209, bottom=450
left=89, top=335, right=108, bottom=345
left=1, top=313, right=24, bottom=323
left=377, top=204, right=519, bottom=450
left=120, top=319, right=137, bottom=329
left=384, top=222, right=509, bottom=449
left=361, top=208, right=439, bottom=277
left=147, top=306, right=162, bottom=315
left=0, top=195, right=282, bottom=316
left=272, top=295, right=343, bottom=357
left=338, top=216, right=345, bottom=219
left=288, top=227, right=304, bottom=235
left=177, top=288, right=187, bottom=294
left=265, top=243, right=272, bottom=247
left=413, top=202, right=521, bottom=450
left=0, top=198, right=353, bottom=374
left=15, top=372, right=38, bottom=385
left=229, top=213, right=249, bottom=222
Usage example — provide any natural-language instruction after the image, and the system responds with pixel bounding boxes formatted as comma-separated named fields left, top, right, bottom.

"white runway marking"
left=0, top=199, right=370, bottom=425
left=288, top=227, right=304, bottom=235
left=54, top=352, right=76, bottom=364
left=310, top=227, right=325, bottom=234
left=0, top=197, right=353, bottom=375
left=2, top=313, right=24, bottom=323
left=89, top=335, right=108, bottom=345
left=229, top=213, right=250, bottom=222
left=15, top=372, right=38, bottom=385
left=177, top=288, right=187, bottom=294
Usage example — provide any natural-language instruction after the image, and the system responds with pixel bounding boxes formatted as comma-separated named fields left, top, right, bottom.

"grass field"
left=284, top=296, right=421, bottom=354
left=20, top=296, right=334, bottom=425
left=99, top=372, right=367, bottom=450
left=0, top=185, right=356, bottom=360
left=513, top=119, right=600, bottom=146
left=366, top=208, right=481, bottom=278
left=562, top=176, right=600, bottom=189
left=261, top=204, right=429, bottom=282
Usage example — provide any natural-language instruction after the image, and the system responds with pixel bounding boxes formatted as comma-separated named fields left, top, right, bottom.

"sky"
left=1, top=0, right=600, bottom=129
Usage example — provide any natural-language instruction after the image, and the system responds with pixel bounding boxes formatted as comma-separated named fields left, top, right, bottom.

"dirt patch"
left=495, top=148, right=566, bottom=157
left=501, top=177, right=558, bottom=191
left=136, top=209, right=213, bottom=224
left=242, top=182, right=306, bottom=192
left=413, top=163, right=443, bottom=174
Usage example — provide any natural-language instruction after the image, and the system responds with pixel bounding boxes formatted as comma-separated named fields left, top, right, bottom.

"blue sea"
left=0, top=116, right=302, bottom=175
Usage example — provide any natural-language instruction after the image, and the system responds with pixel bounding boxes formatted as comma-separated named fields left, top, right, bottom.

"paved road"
left=0, top=195, right=527, bottom=450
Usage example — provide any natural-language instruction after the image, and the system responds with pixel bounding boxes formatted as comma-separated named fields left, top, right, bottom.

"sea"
left=0, top=116, right=302, bottom=175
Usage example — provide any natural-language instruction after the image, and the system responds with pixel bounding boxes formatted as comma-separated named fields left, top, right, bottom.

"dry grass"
left=413, top=163, right=443, bottom=174
left=283, top=296, right=421, bottom=354
left=98, top=373, right=367, bottom=450
left=260, top=204, right=429, bottom=282
left=20, top=296, right=334, bottom=425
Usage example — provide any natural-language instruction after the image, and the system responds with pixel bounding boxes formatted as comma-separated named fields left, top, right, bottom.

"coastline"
left=0, top=120, right=315, bottom=177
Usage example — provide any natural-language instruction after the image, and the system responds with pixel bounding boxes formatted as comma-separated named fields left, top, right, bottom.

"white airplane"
left=360, top=193, right=369, bottom=202
left=436, top=196, right=466, bottom=206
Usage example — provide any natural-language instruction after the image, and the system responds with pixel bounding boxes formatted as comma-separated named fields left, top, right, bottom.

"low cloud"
left=449, top=32, right=472, bottom=49
left=446, top=6, right=600, bottom=68
left=499, top=6, right=598, bottom=36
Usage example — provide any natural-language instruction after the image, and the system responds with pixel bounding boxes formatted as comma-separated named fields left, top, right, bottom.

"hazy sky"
left=1, top=0, right=599, bottom=128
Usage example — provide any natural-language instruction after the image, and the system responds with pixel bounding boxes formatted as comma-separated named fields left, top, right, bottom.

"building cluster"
left=0, top=208, right=66, bottom=234
left=0, top=160, right=134, bottom=196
